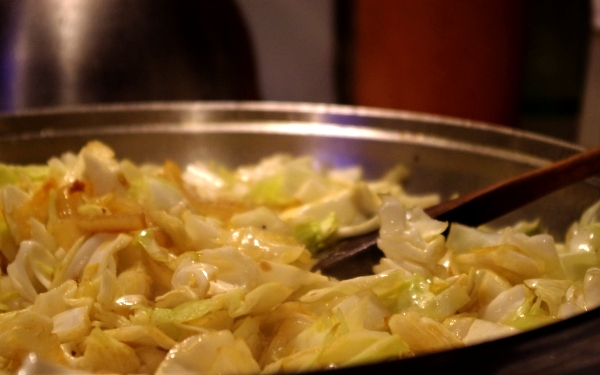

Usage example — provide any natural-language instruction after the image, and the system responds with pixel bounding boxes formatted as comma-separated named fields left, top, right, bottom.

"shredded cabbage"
left=0, top=141, right=598, bottom=374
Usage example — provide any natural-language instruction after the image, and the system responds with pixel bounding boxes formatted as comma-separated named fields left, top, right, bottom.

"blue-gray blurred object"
left=0, top=0, right=259, bottom=111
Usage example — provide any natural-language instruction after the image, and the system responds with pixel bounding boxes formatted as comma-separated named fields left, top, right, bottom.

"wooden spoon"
left=312, top=144, right=600, bottom=279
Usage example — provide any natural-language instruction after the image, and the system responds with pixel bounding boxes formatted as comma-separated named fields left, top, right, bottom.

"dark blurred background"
left=239, top=0, right=594, bottom=145
left=0, top=0, right=597, bottom=146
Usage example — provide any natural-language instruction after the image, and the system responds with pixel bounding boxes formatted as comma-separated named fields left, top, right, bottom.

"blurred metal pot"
left=0, top=0, right=259, bottom=111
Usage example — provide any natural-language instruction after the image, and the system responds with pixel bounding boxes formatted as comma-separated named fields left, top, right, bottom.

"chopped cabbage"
left=0, top=141, right=598, bottom=374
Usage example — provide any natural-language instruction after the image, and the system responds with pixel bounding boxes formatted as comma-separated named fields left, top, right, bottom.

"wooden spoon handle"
left=313, top=145, right=600, bottom=279
left=426, top=144, right=600, bottom=226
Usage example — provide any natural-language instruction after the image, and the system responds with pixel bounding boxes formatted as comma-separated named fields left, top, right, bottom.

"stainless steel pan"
left=1, top=102, right=599, bottom=374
